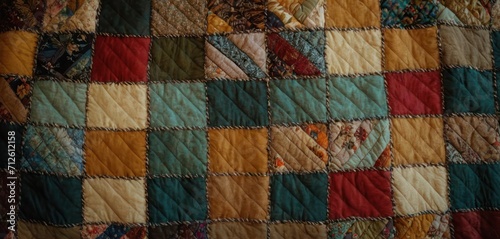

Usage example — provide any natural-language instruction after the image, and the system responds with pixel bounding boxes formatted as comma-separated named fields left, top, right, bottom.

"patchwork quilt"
left=1, top=0, right=500, bottom=238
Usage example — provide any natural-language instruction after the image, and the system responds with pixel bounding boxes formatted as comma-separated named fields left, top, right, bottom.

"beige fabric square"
left=208, top=175, right=269, bottom=219
left=440, top=26, right=492, bottom=69
left=87, top=84, right=148, bottom=129
left=209, top=128, right=268, bottom=173
left=209, top=222, right=267, bottom=239
left=151, top=0, right=207, bottom=36
left=270, top=223, right=327, bottom=239
left=326, top=29, right=382, bottom=75
left=18, top=221, right=80, bottom=239
left=0, top=31, right=38, bottom=76
left=391, top=117, right=445, bottom=166
left=384, top=27, right=439, bottom=71
left=83, top=178, right=146, bottom=223
left=393, top=166, right=448, bottom=215
left=325, top=0, right=380, bottom=28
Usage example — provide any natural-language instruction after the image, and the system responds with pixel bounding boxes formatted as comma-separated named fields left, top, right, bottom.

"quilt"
left=0, top=0, right=500, bottom=238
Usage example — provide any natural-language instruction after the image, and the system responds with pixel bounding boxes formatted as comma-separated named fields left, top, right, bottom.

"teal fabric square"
left=30, top=81, right=87, bottom=126
left=270, top=79, right=327, bottom=124
left=271, top=173, right=328, bottom=222
left=148, top=130, right=207, bottom=176
left=208, top=80, right=268, bottom=127
left=22, top=125, right=83, bottom=175
left=149, top=83, right=206, bottom=127
left=148, top=177, right=207, bottom=222
left=493, top=31, right=500, bottom=70
left=20, top=173, right=82, bottom=224
left=97, top=0, right=150, bottom=35
left=329, top=76, right=388, bottom=120
left=0, top=122, right=22, bottom=169
left=449, top=163, right=500, bottom=210
left=443, top=68, right=494, bottom=114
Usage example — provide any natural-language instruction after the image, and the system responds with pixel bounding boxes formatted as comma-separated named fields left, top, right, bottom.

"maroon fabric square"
left=453, top=211, right=500, bottom=239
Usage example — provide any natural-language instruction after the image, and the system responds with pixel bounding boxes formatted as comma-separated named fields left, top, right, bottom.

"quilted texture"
left=1, top=0, right=500, bottom=238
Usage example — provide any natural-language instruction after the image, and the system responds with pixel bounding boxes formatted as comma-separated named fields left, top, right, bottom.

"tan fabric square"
left=18, top=221, right=80, bottom=239
left=209, top=222, right=267, bottom=239
left=270, top=223, right=327, bottom=239
left=440, top=26, right=492, bottom=69
left=84, top=178, right=146, bottom=223
left=326, top=30, right=382, bottom=75
left=87, top=84, right=148, bottom=129
left=392, top=117, right=445, bottom=165
left=325, top=0, right=380, bottom=28
left=43, top=0, right=99, bottom=32
left=209, top=128, right=268, bottom=173
left=85, top=130, right=147, bottom=177
left=393, top=166, right=448, bottom=215
left=395, top=214, right=450, bottom=239
left=208, top=175, right=269, bottom=219
left=151, top=0, right=207, bottom=36
left=267, top=0, right=324, bottom=29
left=384, top=27, right=439, bottom=71
left=0, top=31, right=38, bottom=76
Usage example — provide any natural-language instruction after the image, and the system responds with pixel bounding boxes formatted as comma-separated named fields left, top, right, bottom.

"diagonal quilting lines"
left=349, top=121, right=389, bottom=169
left=210, top=130, right=263, bottom=172
left=150, top=132, right=205, bottom=173
left=279, top=31, right=324, bottom=70
left=392, top=118, right=443, bottom=162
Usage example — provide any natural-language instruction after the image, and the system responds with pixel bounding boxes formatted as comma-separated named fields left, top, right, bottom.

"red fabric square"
left=91, top=36, right=150, bottom=82
left=328, top=170, right=393, bottom=219
left=386, top=71, right=442, bottom=115
left=453, top=211, right=500, bottom=239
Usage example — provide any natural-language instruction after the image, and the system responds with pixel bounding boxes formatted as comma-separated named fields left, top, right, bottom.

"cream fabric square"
left=440, top=26, right=492, bottom=69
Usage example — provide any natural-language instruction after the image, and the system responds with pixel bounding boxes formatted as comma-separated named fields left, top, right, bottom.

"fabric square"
left=267, top=0, right=324, bottom=29
left=330, top=119, right=391, bottom=171
left=81, top=225, right=147, bottom=239
left=393, top=166, right=448, bottom=215
left=209, top=128, right=268, bottom=173
left=83, top=178, right=146, bottom=223
left=36, top=33, right=94, bottom=81
left=438, top=0, right=491, bottom=26
left=0, top=123, right=22, bottom=169
left=208, top=175, right=269, bottom=219
left=151, top=0, right=207, bottom=36
left=85, top=130, right=146, bottom=177
left=443, top=68, right=494, bottom=114
left=325, top=0, right=380, bottom=28
left=20, top=173, right=82, bottom=225
left=271, top=124, right=328, bottom=173
left=495, top=2, right=500, bottom=29
left=271, top=173, right=327, bottom=222
left=148, top=130, right=207, bottom=176
left=207, top=0, right=265, bottom=33
left=42, top=0, right=98, bottom=32
left=209, top=222, right=266, bottom=239
left=493, top=31, right=500, bottom=69
left=150, top=37, right=205, bottom=81
left=149, top=83, right=206, bottom=127
left=271, top=223, right=327, bottom=239
left=267, top=31, right=325, bottom=77
left=0, top=0, right=44, bottom=30
left=329, top=75, right=388, bottom=119
left=386, top=71, right=442, bottom=115
left=91, top=36, right=150, bottom=82
left=148, top=177, right=207, bottom=222
left=326, top=30, right=382, bottom=75
left=446, top=116, right=500, bottom=163
left=22, top=125, right=83, bottom=175
left=270, top=124, right=328, bottom=172
left=381, top=0, right=437, bottom=26
left=18, top=222, right=81, bottom=239
left=270, top=79, right=327, bottom=124
left=391, top=117, right=445, bottom=165
left=328, top=170, right=392, bottom=219
left=149, top=223, right=207, bottom=238
left=0, top=76, right=31, bottom=123
left=97, top=0, right=150, bottom=35
left=329, top=219, right=395, bottom=239
left=449, top=163, right=500, bottom=210
left=30, top=81, right=87, bottom=126
left=206, top=33, right=266, bottom=79
left=440, top=26, right=492, bottom=69
left=87, top=84, right=148, bottom=129
left=394, top=214, right=450, bottom=239
left=208, top=80, right=268, bottom=127
left=452, top=211, right=500, bottom=239
left=384, top=27, right=439, bottom=71
left=0, top=31, right=38, bottom=76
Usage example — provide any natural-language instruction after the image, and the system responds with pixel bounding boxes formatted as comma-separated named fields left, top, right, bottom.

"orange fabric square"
left=395, top=214, right=450, bottom=239
left=208, top=129, right=268, bottom=173
left=325, top=0, right=380, bottom=28
left=0, top=31, right=38, bottom=76
left=384, top=27, right=439, bottom=71
left=85, top=130, right=147, bottom=177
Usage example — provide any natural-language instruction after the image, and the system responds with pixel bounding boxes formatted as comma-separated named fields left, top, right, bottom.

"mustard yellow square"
left=0, top=31, right=38, bottom=76
left=325, top=0, right=380, bottom=28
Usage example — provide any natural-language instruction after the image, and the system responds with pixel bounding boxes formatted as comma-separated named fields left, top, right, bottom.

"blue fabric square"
left=148, top=177, right=207, bottom=222
left=493, top=31, right=500, bottom=70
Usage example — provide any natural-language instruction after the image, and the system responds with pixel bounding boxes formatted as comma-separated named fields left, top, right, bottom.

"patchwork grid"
left=0, top=0, right=500, bottom=238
